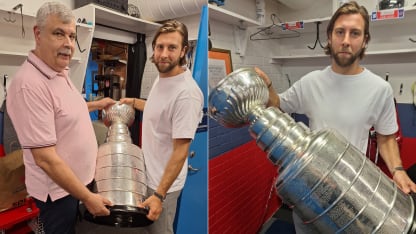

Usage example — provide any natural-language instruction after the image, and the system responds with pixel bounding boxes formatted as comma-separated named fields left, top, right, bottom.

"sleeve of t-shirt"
left=279, top=79, right=304, bottom=114
left=171, top=95, right=203, bottom=140
left=374, top=89, right=398, bottom=136
left=9, top=88, right=57, bottom=148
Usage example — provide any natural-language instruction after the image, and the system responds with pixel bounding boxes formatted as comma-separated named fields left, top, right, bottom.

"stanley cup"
left=209, top=68, right=416, bottom=233
left=87, top=102, right=152, bottom=227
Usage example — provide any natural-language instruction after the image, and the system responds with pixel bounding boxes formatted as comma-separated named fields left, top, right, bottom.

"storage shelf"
left=273, top=5, right=416, bottom=35
left=76, top=22, right=93, bottom=29
left=271, top=5, right=416, bottom=64
left=70, top=3, right=163, bottom=92
left=0, top=7, right=35, bottom=23
left=271, top=48, right=416, bottom=64
left=71, top=56, right=82, bottom=61
left=366, top=48, right=416, bottom=55
left=208, top=4, right=260, bottom=27
left=371, top=5, right=416, bottom=26
left=91, top=4, right=161, bottom=33
left=0, top=50, right=81, bottom=61
left=0, top=50, right=27, bottom=57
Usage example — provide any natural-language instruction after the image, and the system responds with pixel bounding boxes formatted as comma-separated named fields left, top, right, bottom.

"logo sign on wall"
left=281, top=21, right=304, bottom=30
left=371, top=8, right=404, bottom=21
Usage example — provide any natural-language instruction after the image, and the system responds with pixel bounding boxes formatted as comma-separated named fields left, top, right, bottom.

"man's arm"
left=141, top=138, right=191, bottom=221
left=377, top=133, right=416, bottom=193
left=87, top=97, right=116, bottom=112
left=31, top=146, right=112, bottom=216
left=119, top=98, right=146, bottom=111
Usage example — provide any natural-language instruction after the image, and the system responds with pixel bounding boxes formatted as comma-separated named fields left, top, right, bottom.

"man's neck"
left=159, top=66, right=185, bottom=78
left=331, top=61, right=363, bottom=75
left=31, top=49, right=66, bottom=73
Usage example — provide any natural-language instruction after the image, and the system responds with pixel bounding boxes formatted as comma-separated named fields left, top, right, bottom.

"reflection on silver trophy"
left=209, top=68, right=416, bottom=233
left=86, top=102, right=152, bottom=227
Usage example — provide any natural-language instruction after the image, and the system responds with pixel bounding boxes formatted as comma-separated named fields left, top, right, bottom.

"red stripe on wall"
left=209, top=141, right=281, bottom=233
left=401, top=137, right=416, bottom=169
left=371, top=136, right=416, bottom=178
left=0, top=145, right=5, bottom=157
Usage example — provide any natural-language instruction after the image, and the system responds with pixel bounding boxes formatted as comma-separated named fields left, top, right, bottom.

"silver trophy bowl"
left=209, top=67, right=416, bottom=233
left=209, top=68, right=269, bottom=128
left=102, top=101, right=135, bottom=127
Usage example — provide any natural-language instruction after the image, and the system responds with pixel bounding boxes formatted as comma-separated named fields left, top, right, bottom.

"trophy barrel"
left=85, top=103, right=152, bottom=227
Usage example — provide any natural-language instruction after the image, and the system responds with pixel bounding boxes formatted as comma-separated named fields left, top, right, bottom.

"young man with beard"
left=120, top=20, right=203, bottom=233
left=6, top=2, right=114, bottom=233
left=255, top=1, right=416, bottom=233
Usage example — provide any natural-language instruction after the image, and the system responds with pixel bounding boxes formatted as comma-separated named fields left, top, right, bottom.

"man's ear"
left=181, top=45, right=187, bottom=58
left=362, top=40, right=368, bottom=49
left=363, top=35, right=369, bottom=48
left=33, top=26, right=41, bottom=42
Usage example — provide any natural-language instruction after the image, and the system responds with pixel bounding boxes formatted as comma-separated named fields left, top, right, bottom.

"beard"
left=331, top=46, right=363, bottom=68
left=155, top=57, right=181, bottom=74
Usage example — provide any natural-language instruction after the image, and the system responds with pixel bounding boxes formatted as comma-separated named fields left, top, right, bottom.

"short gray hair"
left=36, top=2, right=75, bottom=29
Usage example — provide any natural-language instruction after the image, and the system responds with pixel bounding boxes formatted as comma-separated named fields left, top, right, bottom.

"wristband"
left=153, top=191, right=165, bottom=202
left=392, top=166, right=405, bottom=176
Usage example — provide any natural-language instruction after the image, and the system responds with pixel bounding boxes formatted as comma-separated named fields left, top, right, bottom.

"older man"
left=6, top=2, right=114, bottom=233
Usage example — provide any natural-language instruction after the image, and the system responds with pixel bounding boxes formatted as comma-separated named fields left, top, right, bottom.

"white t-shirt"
left=142, top=67, right=203, bottom=193
left=279, top=66, right=398, bottom=154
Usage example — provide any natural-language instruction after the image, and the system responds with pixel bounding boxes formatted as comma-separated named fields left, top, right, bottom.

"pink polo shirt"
left=6, top=52, right=97, bottom=202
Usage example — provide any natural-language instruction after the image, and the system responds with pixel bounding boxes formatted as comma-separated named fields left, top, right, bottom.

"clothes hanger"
left=249, top=14, right=300, bottom=41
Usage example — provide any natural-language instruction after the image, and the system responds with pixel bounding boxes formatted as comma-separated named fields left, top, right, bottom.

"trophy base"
left=84, top=205, right=153, bottom=227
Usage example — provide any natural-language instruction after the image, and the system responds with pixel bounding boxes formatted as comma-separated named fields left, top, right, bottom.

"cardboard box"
left=0, top=150, right=27, bottom=213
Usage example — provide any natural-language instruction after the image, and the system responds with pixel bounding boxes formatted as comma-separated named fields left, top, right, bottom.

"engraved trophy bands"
left=209, top=68, right=416, bottom=233
left=86, top=102, right=152, bottom=227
